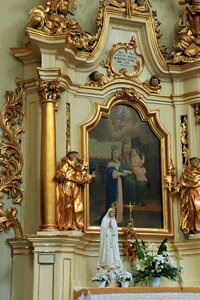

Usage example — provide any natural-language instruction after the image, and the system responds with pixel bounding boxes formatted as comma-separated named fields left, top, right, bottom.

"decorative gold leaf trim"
left=28, top=0, right=105, bottom=53
left=181, top=115, right=189, bottom=165
left=114, top=87, right=143, bottom=101
left=102, top=36, right=144, bottom=82
left=164, top=159, right=176, bottom=194
left=0, top=77, right=25, bottom=205
left=0, top=202, right=23, bottom=238
left=66, top=103, right=70, bottom=152
left=194, top=104, right=200, bottom=125
left=168, top=1, right=200, bottom=64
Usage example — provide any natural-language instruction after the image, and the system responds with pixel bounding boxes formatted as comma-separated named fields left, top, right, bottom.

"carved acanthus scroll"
left=181, top=115, right=189, bottom=165
left=0, top=203, right=23, bottom=238
left=0, top=78, right=24, bottom=205
left=0, top=77, right=24, bottom=238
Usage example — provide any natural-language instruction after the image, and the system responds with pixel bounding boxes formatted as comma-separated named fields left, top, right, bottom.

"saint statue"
left=97, top=208, right=123, bottom=272
left=56, top=151, right=95, bottom=230
left=176, top=157, right=200, bottom=235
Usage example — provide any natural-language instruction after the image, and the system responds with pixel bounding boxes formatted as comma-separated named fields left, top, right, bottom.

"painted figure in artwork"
left=119, top=140, right=137, bottom=206
left=56, top=151, right=95, bottom=230
left=130, top=149, right=147, bottom=182
left=176, top=157, right=200, bottom=235
left=105, top=146, right=131, bottom=224
left=130, top=148, right=147, bottom=206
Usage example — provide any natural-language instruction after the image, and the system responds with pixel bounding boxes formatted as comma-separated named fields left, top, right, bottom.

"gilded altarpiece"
left=4, top=1, right=200, bottom=300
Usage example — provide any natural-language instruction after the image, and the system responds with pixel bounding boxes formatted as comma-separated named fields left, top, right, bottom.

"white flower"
left=116, top=271, right=133, bottom=283
left=91, top=272, right=109, bottom=282
left=146, top=243, right=158, bottom=254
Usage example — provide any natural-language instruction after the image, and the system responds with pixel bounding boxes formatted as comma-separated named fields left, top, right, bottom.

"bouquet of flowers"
left=91, top=272, right=109, bottom=283
left=116, top=271, right=133, bottom=283
left=132, top=239, right=183, bottom=285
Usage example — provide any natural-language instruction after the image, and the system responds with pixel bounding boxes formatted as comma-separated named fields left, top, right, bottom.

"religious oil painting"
left=82, top=97, right=172, bottom=237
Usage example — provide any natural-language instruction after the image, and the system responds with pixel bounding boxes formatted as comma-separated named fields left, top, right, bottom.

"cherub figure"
left=143, top=75, right=161, bottom=94
left=87, top=71, right=107, bottom=87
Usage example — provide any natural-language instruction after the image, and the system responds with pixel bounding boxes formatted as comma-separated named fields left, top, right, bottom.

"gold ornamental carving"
left=0, top=203, right=23, bottom=238
left=66, top=103, right=71, bottom=152
left=103, top=36, right=144, bottom=81
left=114, top=87, right=143, bottom=102
left=0, top=77, right=24, bottom=237
left=194, top=104, right=200, bottom=124
left=180, top=115, right=189, bottom=165
left=169, top=0, right=200, bottom=63
left=0, top=78, right=24, bottom=205
left=107, top=0, right=150, bottom=16
left=38, top=80, right=61, bottom=105
left=28, top=0, right=105, bottom=52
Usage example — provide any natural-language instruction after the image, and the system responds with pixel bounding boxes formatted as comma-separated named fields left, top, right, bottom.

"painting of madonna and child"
left=88, top=103, right=167, bottom=230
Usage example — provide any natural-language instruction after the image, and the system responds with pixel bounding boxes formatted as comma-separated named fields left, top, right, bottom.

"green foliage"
left=132, top=239, right=183, bottom=286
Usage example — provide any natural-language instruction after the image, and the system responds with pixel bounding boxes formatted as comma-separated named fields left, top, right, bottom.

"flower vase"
left=149, top=277, right=160, bottom=287
left=108, top=271, right=117, bottom=284
left=121, top=281, right=129, bottom=288
left=96, top=281, right=106, bottom=288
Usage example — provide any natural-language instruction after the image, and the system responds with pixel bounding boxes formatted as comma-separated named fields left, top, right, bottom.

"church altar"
left=74, top=287, right=200, bottom=300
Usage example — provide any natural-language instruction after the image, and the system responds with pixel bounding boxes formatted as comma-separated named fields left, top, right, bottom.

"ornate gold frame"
left=103, top=36, right=144, bottom=81
left=81, top=88, right=173, bottom=238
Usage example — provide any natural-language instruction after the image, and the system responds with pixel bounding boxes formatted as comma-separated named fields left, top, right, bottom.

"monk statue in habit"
left=56, top=151, right=95, bottom=230
left=176, top=157, right=200, bottom=235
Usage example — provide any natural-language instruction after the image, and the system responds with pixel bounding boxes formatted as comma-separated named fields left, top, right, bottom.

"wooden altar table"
left=74, top=287, right=200, bottom=300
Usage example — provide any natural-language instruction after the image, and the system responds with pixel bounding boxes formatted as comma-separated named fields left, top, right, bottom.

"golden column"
left=37, top=68, right=61, bottom=231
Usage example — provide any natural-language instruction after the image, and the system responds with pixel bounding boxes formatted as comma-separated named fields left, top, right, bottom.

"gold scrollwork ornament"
left=0, top=203, right=23, bottom=238
left=103, top=36, right=144, bottom=82
left=0, top=77, right=24, bottom=205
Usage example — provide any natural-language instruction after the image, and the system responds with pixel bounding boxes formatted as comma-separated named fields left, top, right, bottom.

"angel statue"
left=55, top=151, right=95, bottom=231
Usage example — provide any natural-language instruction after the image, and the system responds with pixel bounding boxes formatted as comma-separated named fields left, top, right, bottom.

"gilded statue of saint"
left=176, top=157, right=200, bottom=235
left=56, top=151, right=95, bottom=230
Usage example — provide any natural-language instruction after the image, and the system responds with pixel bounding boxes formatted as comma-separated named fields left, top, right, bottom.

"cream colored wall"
left=1, top=1, right=200, bottom=300
left=0, top=2, right=41, bottom=300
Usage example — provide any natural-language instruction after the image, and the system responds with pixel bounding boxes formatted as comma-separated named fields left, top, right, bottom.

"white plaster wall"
left=0, top=2, right=41, bottom=300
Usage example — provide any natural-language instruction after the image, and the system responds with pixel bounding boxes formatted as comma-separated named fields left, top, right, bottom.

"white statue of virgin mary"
left=97, top=208, right=123, bottom=271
